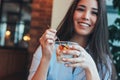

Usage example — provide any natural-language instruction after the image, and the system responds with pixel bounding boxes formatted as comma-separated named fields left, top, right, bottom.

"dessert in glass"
left=56, top=41, right=78, bottom=63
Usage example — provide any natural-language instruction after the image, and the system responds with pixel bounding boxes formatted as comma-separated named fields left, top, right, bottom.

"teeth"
left=79, top=23, right=89, bottom=27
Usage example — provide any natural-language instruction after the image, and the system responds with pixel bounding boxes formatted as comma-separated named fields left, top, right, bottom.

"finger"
left=65, top=62, right=83, bottom=67
left=45, top=37, right=56, bottom=45
left=47, top=25, right=57, bottom=33
left=46, top=39, right=55, bottom=44
left=40, top=30, right=55, bottom=41
left=45, top=34, right=56, bottom=41
left=47, top=28, right=57, bottom=34
left=62, top=57, right=84, bottom=63
left=45, top=29, right=57, bottom=38
left=70, top=45, right=87, bottom=56
left=70, top=45, right=85, bottom=52
left=62, top=50, right=81, bottom=57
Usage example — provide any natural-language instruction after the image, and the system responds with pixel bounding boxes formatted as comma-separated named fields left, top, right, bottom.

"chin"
left=76, top=30, right=90, bottom=35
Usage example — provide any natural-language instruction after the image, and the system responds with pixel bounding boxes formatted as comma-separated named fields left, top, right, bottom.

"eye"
left=91, top=11, right=98, bottom=16
left=76, top=7, right=85, bottom=12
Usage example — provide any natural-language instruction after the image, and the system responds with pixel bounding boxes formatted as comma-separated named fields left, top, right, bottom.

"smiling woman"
left=73, top=0, right=98, bottom=37
left=28, top=0, right=117, bottom=80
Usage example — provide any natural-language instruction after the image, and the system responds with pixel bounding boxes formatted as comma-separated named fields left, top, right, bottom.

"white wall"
left=51, top=0, right=73, bottom=29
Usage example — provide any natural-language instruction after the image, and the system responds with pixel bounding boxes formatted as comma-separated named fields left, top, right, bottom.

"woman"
left=28, top=0, right=116, bottom=80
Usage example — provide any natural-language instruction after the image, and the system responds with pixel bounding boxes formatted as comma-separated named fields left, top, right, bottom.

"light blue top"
left=28, top=44, right=112, bottom=80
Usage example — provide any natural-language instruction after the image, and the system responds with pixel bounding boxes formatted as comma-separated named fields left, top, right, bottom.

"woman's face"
left=73, top=0, right=98, bottom=37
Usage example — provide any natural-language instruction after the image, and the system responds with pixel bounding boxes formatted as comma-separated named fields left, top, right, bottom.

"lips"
left=77, top=22, right=91, bottom=27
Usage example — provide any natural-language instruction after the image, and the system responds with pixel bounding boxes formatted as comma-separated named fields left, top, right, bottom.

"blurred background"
left=0, top=0, right=120, bottom=80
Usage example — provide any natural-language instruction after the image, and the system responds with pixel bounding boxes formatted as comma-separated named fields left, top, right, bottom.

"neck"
left=70, top=35, right=89, bottom=48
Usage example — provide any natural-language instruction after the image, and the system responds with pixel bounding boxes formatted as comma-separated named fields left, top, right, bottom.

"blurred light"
left=23, top=35, right=31, bottom=41
left=117, top=56, right=120, bottom=60
left=5, top=30, right=11, bottom=36
left=118, top=73, right=120, bottom=76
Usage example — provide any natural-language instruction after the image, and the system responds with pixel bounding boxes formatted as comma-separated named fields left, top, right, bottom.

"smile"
left=77, top=22, right=91, bottom=27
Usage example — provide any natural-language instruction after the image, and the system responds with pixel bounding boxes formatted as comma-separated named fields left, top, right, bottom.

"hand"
left=40, top=28, right=57, bottom=60
left=62, top=45, right=100, bottom=80
left=62, top=44, right=96, bottom=70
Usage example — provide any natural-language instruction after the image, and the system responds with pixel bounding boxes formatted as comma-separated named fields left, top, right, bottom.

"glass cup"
left=56, top=41, right=78, bottom=63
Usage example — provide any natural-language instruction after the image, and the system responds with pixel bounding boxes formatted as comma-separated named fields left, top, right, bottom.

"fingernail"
left=62, top=50, right=66, bottom=53
left=69, top=45, right=72, bottom=48
left=62, top=58, right=65, bottom=61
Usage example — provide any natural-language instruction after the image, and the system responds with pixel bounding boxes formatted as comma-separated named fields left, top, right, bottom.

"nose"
left=81, top=11, right=90, bottom=21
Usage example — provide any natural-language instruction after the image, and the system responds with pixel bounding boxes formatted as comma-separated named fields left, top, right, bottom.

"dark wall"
left=0, top=47, right=28, bottom=80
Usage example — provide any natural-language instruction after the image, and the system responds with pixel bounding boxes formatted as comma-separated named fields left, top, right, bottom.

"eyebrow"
left=77, top=5, right=85, bottom=8
left=77, top=5, right=98, bottom=11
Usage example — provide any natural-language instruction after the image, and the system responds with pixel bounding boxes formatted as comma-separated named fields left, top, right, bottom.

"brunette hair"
left=56, top=0, right=116, bottom=79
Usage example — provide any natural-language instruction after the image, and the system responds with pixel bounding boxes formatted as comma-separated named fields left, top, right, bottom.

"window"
left=0, top=0, right=32, bottom=48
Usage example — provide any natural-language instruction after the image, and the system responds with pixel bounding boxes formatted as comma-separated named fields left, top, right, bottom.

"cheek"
left=73, top=12, right=81, bottom=27
left=73, top=11, right=81, bottom=20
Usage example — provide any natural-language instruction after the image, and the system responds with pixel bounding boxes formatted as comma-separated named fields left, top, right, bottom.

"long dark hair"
left=56, top=0, right=116, bottom=79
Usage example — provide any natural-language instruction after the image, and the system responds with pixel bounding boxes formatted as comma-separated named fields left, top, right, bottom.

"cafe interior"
left=0, top=0, right=54, bottom=80
left=0, top=0, right=120, bottom=80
